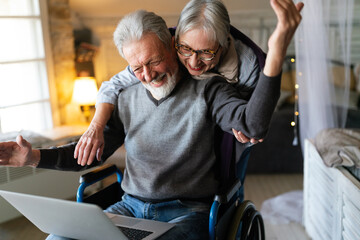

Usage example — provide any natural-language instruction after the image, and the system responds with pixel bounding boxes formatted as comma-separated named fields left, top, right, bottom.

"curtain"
left=294, top=0, right=354, bottom=148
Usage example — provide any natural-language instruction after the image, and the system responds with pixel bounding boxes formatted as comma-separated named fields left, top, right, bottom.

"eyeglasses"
left=175, top=43, right=221, bottom=61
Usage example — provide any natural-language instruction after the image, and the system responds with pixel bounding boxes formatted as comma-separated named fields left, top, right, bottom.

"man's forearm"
left=31, top=149, right=41, bottom=167
left=262, top=49, right=285, bottom=77
left=37, top=143, right=99, bottom=171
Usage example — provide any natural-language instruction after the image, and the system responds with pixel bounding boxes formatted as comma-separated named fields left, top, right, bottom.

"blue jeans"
left=46, top=194, right=211, bottom=240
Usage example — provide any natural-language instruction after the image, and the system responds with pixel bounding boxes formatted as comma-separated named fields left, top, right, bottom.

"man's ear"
left=171, top=36, right=175, bottom=47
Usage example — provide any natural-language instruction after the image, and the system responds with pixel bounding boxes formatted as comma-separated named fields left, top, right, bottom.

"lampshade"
left=72, top=77, right=98, bottom=105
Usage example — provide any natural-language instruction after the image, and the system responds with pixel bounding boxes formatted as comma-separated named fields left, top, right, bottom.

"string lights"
left=291, top=57, right=299, bottom=146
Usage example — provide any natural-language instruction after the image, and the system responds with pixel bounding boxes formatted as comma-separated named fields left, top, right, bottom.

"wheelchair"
left=76, top=131, right=265, bottom=240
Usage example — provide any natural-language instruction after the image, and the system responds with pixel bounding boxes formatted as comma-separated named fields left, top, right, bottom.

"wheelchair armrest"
left=79, top=164, right=122, bottom=184
left=77, top=164, right=123, bottom=203
left=214, top=179, right=242, bottom=204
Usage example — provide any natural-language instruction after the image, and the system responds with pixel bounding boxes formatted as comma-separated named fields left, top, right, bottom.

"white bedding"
left=314, top=128, right=360, bottom=167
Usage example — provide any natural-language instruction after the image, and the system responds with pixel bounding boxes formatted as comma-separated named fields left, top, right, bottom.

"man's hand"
left=264, top=0, right=304, bottom=77
left=74, top=123, right=105, bottom=166
left=0, top=135, right=40, bottom=167
left=232, top=128, right=264, bottom=145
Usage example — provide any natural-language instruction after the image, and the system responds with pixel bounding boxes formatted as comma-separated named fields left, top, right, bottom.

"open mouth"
left=150, top=73, right=166, bottom=87
left=188, top=64, right=203, bottom=72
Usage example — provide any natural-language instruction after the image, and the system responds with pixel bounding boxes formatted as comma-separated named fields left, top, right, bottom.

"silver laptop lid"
left=0, top=190, right=127, bottom=240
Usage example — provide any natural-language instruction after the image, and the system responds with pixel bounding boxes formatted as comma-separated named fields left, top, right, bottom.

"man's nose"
left=143, top=66, right=153, bottom=82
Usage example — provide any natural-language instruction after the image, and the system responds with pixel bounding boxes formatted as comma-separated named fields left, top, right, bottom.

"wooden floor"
left=244, top=174, right=311, bottom=240
left=0, top=174, right=310, bottom=240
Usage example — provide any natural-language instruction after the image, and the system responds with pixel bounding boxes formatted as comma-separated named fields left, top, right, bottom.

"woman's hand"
left=74, top=123, right=105, bottom=166
left=74, top=103, right=115, bottom=166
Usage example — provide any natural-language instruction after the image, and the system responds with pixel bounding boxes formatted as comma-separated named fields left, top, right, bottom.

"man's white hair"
left=113, top=10, right=172, bottom=58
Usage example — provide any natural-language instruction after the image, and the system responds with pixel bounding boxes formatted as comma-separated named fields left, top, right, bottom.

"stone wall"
left=47, top=0, right=82, bottom=124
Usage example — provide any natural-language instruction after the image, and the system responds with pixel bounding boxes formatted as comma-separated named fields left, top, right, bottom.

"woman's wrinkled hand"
left=74, top=123, right=105, bottom=166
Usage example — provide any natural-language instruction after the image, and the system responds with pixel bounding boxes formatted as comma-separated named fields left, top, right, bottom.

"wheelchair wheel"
left=227, top=200, right=265, bottom=240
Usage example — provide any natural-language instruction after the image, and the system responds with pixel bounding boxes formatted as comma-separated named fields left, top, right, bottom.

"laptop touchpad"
left=108, top=214, right=142, bottom=227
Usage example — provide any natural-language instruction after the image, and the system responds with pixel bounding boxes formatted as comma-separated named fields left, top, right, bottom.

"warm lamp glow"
left=72, top=77, right=98, bottom=105
left=72, top=77, right=98, bottom=122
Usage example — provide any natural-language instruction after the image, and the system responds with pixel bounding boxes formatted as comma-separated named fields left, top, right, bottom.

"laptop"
left=0, top=190, right=174, bottom=240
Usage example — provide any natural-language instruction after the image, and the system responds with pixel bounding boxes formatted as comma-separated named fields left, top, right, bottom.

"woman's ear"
left=171, top=36, right=177, bottom=55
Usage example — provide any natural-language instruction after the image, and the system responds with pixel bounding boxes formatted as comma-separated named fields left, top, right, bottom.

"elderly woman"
left=75, top=0, right=303, bottom=166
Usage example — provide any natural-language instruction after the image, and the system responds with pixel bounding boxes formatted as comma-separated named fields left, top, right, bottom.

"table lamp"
left=72, top=77, right=98, bottom=122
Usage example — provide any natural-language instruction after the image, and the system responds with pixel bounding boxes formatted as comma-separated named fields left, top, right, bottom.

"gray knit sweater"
left=38, top=72, right=280, bottom=201
left=103, top=72, right=278, bottom=200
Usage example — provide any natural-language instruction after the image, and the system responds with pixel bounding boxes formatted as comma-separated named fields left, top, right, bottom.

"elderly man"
left=0, top=9, right=294, bottom=239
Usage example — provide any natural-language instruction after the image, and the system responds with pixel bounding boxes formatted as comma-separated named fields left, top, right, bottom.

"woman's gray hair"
left=175, top=0, right=230, bottom=50
left=114, top=10, right=172, bottom=58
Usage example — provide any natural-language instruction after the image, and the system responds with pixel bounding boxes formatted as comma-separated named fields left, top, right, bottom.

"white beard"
left=143, top=71, right=178, bottom=100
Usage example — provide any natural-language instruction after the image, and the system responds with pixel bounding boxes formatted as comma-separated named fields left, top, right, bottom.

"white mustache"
left=151, top=73, right=166, bottom=83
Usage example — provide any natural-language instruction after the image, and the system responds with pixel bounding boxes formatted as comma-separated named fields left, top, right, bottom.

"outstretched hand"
left=74, top=123, right=104, bottom=166
left=0, top=135, right=39, bottom=167
left=269, top=0, right=304, bottom=55
left=264, top=0, right=304, bottom=76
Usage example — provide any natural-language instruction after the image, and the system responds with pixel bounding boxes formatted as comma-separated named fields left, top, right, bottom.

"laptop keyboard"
left=118, top=226, right=153, bottom=240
